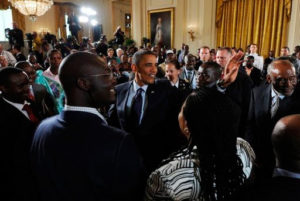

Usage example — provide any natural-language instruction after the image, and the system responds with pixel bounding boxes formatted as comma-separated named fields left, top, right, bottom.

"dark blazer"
left=0, top=97, right=38, bottom=201
left=245, top=82, right=300, bottom=178
left=238, top=176, right=300, bottom=201
left=108, top=79, right=185, bottom=174
left=31, top=111, right=145, bottom=201
left=226, top=70, right=252, bottom=137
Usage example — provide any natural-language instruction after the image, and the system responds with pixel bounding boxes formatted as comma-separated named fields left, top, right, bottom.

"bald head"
left=59, top=52, right=115, bottom=107
left=272, top=114, right=300, bottom=172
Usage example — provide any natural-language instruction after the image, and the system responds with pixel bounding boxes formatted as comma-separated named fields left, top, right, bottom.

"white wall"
left=131, top=0, right=216, bottom=55
left=24, top=6, right=57, bottom=35
left=288, top=0, right=300, bottom=51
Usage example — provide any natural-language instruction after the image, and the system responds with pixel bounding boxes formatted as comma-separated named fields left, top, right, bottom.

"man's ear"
left=131, top=64, right=137, bottom=72
left=77, top=78, right=91, bottom=91
left=266, top=74, right=272, bottom=84
left=0, top=85, right=7, bottom=93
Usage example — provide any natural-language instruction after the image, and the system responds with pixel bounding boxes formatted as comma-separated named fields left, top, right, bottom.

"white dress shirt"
left=64, top=105, right=108, bottom=125
left=2, top=97, right=30, bottom=119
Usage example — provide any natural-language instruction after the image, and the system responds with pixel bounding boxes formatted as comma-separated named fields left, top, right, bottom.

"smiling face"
left=165, top=63, right=180, bottom=83
left=1, top=72, right=30, bottom=103
left=267, top=61, right=297, bottom=96
left=132, top=54, right=157, bottom=86
left=84, top=64, right=116, bottom=106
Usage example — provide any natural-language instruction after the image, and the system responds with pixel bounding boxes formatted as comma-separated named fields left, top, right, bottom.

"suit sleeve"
left=112, top=133, right=146, bottom=201
left=245, top=90, right=256, bottom=149
left=107, top=104, right=121, bottom=128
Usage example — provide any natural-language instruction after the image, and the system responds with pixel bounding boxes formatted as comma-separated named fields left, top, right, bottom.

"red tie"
left=22, top=104, right=39, bottom=123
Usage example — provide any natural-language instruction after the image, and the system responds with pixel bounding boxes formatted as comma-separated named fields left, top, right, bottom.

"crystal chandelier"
left=9, top=0, right=54, bottom=21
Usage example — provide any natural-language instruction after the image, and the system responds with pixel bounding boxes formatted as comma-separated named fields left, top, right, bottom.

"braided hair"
left=183, top=88, right=245, bottom=201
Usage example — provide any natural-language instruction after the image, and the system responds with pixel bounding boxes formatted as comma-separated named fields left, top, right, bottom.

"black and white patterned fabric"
left=144, top=138, right=255, bottom=201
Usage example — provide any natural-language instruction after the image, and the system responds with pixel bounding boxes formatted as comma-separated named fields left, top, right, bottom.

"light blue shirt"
left=126, top=81, right=148, bottom=124
left=273, top=168, right=300, bottom=179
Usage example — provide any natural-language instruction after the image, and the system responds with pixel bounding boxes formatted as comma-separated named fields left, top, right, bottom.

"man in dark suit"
left=246, top=59, right=300, bottom=182
left=9, top=22, right=24, bottom=48
left=216, top=47, right=252, bottom=137
left=239, top=114, right=300, bottom=201
left=0, top=67, right=41, bottom=201
left=30, top=52, right=144, bottom=201
left=15, top=61, right=58, bottom=117
left=12, top=45, right=26, bottom=62
left=108, top=50, right=184, bottom=174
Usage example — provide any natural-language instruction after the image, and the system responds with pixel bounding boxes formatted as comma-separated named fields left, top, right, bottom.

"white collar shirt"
left=64, top=105, right=108, bottom=125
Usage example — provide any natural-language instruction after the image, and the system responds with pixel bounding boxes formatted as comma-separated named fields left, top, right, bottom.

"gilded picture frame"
left=148, top=8, right=174, bottom=49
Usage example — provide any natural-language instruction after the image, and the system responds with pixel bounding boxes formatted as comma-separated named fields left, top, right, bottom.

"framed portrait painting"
left=148, top=8, right=174, bottom=49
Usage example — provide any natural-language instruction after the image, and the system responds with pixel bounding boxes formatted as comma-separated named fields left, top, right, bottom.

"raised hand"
left=221, top=51, right=244, bottom=87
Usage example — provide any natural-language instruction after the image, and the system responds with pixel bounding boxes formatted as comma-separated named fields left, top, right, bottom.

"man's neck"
left=50, top=66, right=58, bottom=75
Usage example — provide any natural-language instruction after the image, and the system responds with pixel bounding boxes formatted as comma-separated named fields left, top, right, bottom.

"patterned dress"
left=144, top=138, right=255, bottom=201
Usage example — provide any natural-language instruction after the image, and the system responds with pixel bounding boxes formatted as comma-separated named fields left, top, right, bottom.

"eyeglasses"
left=82, top=73, right=113, bottom=79
left=275, top=76, right=297, bottom=85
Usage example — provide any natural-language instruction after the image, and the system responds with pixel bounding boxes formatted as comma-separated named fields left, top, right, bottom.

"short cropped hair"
left=0, top=67, right=24, bottom=86
left=165, top=59, right=180, bottom=70
left=132, top=50, right=156, bottom=66
left=47, top=49, right=62, bottom=59
left=217, top=47, right=232, bottom=55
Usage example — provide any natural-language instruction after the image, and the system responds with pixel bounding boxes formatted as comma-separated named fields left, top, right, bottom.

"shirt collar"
left=170, top=80, right=179, bottom=88
left=273, top=168, right=300, bottom=179
left=2, top=97, right=29, bottom=110
left=64, top=105, right=107, bottom=125
left=271, top=86, right=285, bottom=100
left=133, top=80, right=148, bottom=93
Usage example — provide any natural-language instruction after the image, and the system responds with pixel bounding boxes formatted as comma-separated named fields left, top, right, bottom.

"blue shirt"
left=126, top=81, right=148, bottom=124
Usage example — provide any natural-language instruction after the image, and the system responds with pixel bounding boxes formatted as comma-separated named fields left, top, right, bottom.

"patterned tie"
left=271, top=95, right=280, bottom=118
left=22, top=104, right=40, bottom=123
left=132, top=88, right=144, bottom=125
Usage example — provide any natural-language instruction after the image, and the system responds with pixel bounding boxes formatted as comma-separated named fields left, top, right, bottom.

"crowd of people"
left=1, top=27, right=300, bottom=201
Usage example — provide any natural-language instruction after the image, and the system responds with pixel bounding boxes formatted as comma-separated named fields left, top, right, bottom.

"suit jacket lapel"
left=141, top=83, right=159, bottom=124
left=116, top=81, right=132, bottom=128
left=258, top=83, right=271, bottom=118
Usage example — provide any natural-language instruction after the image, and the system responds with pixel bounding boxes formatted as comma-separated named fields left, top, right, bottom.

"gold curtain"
left=0, top=1, right=25, bottom=34
left=54, top=3, right=81, bottom=40
left=12, top=8, right=25, bottom=32
left=216, top=0, right=292, bottom=57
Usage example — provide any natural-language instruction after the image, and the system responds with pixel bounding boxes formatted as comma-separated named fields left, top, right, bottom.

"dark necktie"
left=132, top=88, right=144, bottom=125
left=187, top=71, right=193, bottom=82
left=22, top=104, right=39, bottom=123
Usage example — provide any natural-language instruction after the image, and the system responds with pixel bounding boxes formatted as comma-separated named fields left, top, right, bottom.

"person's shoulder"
left=115, top=80, right=132, bottom=91
left=252, top=81, right=270, bottom=94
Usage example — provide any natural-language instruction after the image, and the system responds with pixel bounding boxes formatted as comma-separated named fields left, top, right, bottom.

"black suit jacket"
left=15, top=52, right=26, bottom=62
left=238, top=176, right=300, bottom=201
left=0, top=97, right=38, bottom=201
left=108, top=79, right=185, bottom=173
left=31, top=111, right=145, bottom=201
left=246, top=82, right=300, bottom=178
left=226, top=70, right=252, bottom=137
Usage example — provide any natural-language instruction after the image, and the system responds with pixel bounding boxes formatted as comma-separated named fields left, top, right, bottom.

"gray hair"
left=267, top=59, right=295, bottom=75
